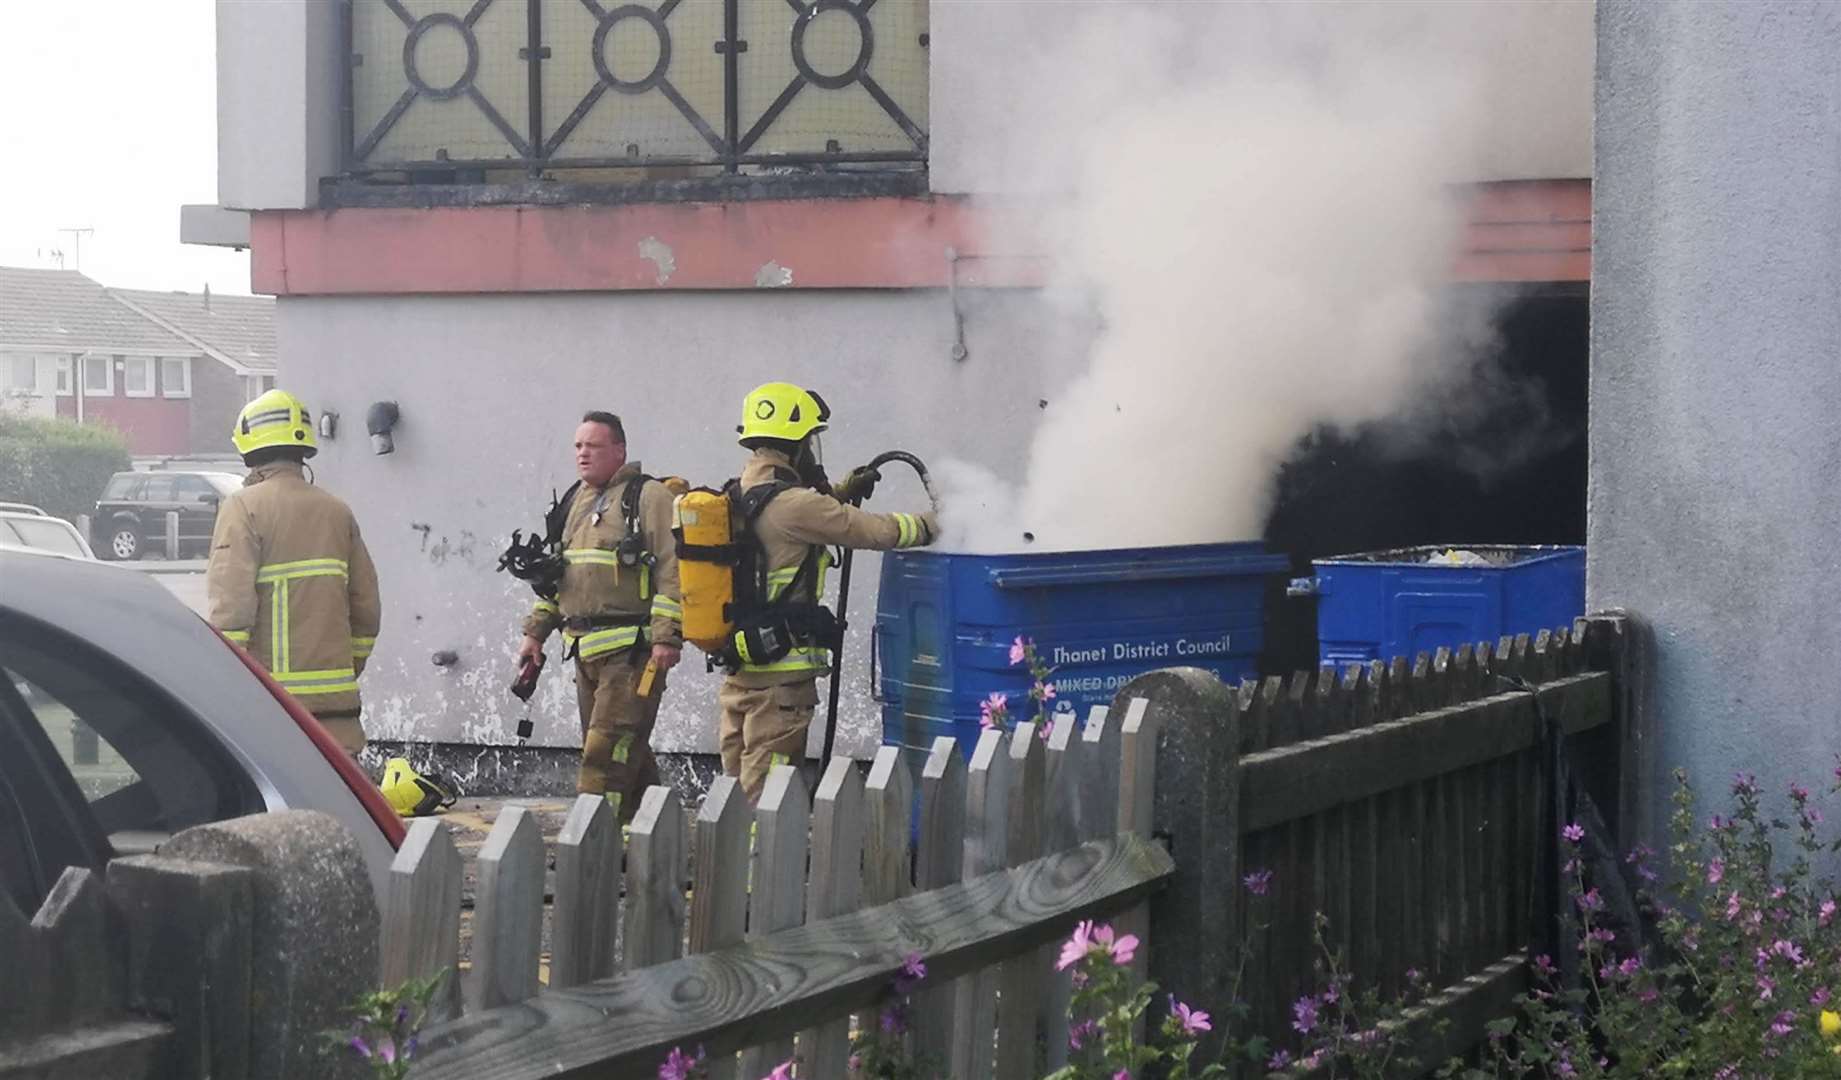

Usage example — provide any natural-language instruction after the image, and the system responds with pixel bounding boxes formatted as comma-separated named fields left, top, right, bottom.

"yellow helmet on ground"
left=737, top=382, right=830, bottom=446
left=380, top=757, right=457, bottom=817
left=232, top=388, right=318, bottom=458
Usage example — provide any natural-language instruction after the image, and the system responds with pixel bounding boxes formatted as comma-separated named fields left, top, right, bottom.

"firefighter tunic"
left=521, top=462, right=682, bottom=819
left=206, top=460, right=383, bottom=755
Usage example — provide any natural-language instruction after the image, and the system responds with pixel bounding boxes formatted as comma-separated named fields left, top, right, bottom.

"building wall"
left=216, top=0, right=343, bottom=209
left=280, top=288, right=1080, bottom=758
left=1590, top=1, right=1841, bottom=841
left=66, top=396, right=189, bottom=457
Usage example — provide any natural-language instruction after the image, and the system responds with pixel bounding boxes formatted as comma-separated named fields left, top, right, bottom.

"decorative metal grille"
left=345, top=0, right=928, bottom=175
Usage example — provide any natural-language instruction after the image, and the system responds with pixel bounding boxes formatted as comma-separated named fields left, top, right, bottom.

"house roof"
left=108, top=288, right=276, bottom=374
left=0, top=267, right=195, bottom=355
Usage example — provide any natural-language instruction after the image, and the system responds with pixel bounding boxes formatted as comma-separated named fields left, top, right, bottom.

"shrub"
left=0, top=412, right=129, bottom=523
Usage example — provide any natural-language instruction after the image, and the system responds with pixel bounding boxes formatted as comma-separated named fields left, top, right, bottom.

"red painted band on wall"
left=252, top=180, right=1589, bottom=296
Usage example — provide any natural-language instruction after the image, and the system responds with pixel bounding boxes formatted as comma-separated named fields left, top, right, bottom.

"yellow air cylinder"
left=675, top=489, right=735, bottom=651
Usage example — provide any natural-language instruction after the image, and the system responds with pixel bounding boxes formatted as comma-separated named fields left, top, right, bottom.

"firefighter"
left=721, top=381, right=937, bottom=802
left=515, top=411, right=682, bottom=821
left=207, top=389, right=382, bottom=757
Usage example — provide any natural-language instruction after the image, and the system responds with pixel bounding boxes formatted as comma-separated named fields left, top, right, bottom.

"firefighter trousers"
left=718, top=677, right=818, bottom=803
left=317, top=710, right=366, bottom=757
left=574, top=650, right=666, bottom=823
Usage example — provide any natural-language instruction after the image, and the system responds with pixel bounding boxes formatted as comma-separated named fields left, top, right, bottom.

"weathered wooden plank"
left=624, top=787, right=687, bottom=972
left=410, top=834, right=1175, bottom=1080
left=1345, top=665, right=1381, bottom=987
left=0, top=1019, right=173, bottom=1077
left=107, top=854, right=254, bottom=1076
left=689, top=778, right=751, bottom=1080
left=1238, top=674, right=1612, bottom=833
left=864, top=746, right=915, bottom=906
left=470, top=806, right=546, bottom=1012
left=737, top=766, right=809, bottom=1080
left=1246, top=675, right=1283, bottom=753
left=1295, top=951, right=1531, bottom=1080
left=1079, top=705, right=1118, bottom=833
left=382, top=819, right=464, bottom=1010
left=552, top=796, right=622, bottom=991
left=952, top=729, right=1011, bottom=1079
left=1042, top=718, right=1085, bottom=1071
left=996, top=725, right=1047, bottom=1078
left=805, top=757, right=866, bottom=1079
left=911, top=739, right=966, bottom=1072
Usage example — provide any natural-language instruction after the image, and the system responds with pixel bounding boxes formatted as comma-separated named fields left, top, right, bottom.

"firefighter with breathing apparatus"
left=675, top=382, right=938, bottom=803
left=502, top=411, right=684, bottom=823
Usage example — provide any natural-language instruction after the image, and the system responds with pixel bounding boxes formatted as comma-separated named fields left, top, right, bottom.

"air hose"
left=821, top=450, right=937, bottom=766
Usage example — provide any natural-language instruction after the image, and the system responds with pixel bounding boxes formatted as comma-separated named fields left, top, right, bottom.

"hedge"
left=0, top=412, right=130, bottom=523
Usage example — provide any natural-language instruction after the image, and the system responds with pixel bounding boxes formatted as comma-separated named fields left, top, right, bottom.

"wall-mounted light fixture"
left=366, top=400, right=401, bottom=455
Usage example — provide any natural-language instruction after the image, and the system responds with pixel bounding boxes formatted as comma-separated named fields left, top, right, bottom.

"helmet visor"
left=805, top=432, right=824, bottom=469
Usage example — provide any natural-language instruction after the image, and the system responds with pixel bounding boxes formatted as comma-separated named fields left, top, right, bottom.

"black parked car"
left=91, top=470, right=242, bottom=560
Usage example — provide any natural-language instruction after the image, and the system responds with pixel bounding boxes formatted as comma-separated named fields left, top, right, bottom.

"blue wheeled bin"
left=874, top=541, right=1291, bottom=760
left=1302, top=544, right=1585, bottom=667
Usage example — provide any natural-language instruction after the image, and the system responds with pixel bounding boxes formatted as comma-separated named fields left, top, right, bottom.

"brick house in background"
left=0, top=267, right=275, bottom=458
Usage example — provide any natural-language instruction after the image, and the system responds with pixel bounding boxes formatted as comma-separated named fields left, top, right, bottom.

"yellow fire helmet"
left=737, top=382, right=830, bottom=446
left=231, top=388, right=318, bottom=458
left=379, top=757, right=457, bottom=818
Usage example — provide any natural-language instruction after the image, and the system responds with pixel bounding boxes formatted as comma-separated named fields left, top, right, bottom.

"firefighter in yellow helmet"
left=206, top=389, right=383, bottom=757
left=720, top=382, right=937, bottom=802
left=514, top=411, right=683, bottom=823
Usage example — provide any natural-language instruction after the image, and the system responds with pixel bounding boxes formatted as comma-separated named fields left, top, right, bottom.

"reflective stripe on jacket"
left=520, top=461, right=683, bottom=659
left=729, top=448, right=937, bottom=688
left=206, top=461, right=382, bottom=717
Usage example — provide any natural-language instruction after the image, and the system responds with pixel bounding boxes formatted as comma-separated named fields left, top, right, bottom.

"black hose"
left=821, top=451, right=936, bottom=767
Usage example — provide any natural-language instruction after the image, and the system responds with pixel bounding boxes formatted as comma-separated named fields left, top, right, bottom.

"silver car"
left=0, top=550, right=401, bottom=914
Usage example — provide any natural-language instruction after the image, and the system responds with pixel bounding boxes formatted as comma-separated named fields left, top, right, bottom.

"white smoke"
left=934, top=1, right=1584, bottom=552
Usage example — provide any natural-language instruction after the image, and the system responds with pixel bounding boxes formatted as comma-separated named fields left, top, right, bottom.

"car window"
left=139, top=475, right=176, bottom=502
left=173, top=475, right=213, bottom=499
left=0, top=617, right=262, bottom=854
left=102, top=473, right=140, bottom=500
left=1, top=517, right=86, bottom=557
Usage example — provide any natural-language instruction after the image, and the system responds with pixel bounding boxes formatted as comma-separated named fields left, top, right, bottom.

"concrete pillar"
left=1590, top=1, right=1841, bottom=841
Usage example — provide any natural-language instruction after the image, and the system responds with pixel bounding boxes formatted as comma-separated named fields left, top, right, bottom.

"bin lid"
left=1313, top=543, right=1583, bottom=569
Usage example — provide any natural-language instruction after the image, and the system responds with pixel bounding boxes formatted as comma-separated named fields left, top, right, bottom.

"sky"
left=0, top=2, right=251, bottom=295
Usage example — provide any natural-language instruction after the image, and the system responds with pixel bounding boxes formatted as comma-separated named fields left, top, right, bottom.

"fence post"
left=1116, top=667, right=1240, bottom=1047
left=738, top=766, right=810, bottom=1079
left=164, top=510, right=180, bottom=560
left=911, top=738, right=966, bottom=1071
left=551, top=794, right=623, bottom=990
left=952, top=729, right=1011, bottom=1079
left=380, top=818, right=463, bottom=1020
left=996, top=724, right=1046, bottom=1078
left=470, top=805, right=545, bottom=1012
left=690, top=778, right=751, bottom=1080
left=805, top=757, right=866, bottom=1078
left=624, top=786, right=688, bottom=972
left=1581, top=611, right=1651, bottom=848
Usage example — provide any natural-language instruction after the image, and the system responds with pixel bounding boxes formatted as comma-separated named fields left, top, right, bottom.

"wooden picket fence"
left=1138, top=616, right=1638, bottom=1074
left=400, top=707, right=1174, bottom=1079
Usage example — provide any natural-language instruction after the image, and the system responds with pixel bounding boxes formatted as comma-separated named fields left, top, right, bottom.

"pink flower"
left=1038, top=718, right=1054, bottom=743
left=1813, top=987, right=1832, bottom=1008
left=1057, top=920, right=1097, bottom=971
left=1009, top=636, right=1028, bottom=666
left=979, top=692, right=1008, bottom=730
left=658, top=1046, right=703, bottom=1080
left=1113, top=1072, right=1132, bottom=1080
left=1727, top=891, right=1744, bottom=920
left=1243, top=868, right=1273, bottom=896
left=1707, top=859, right=1724, bottom=885
left=1068, top=1019, right=1097, bottom=1050
left=766, top=1063, right=794, bottom=1080
left=1093, top=923, right=1138, bottom=966
left=1757, top=975, right=1776, bottom=1001
left=1292, top=995, right=1319, bottom=1034
left=1036, top=680, right=1057, bottom=701
left=1169, top=996, right=1211, bottom=1035
left=1562, top=823, right=1584, bottom=843
left=1823, top=900, right=1837, bottom=927
left=1576, top=889, right=1603, bottom=913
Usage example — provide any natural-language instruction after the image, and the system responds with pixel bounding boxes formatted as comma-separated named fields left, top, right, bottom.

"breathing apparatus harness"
left=496, top=474, right=663, bottom=736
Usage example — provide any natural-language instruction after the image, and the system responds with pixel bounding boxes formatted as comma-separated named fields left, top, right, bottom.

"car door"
left=172, top=474, right=219, bottom=550
left=0, top=613, right=264, bottom=862
left=135, top=473, right=178, bottom=552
